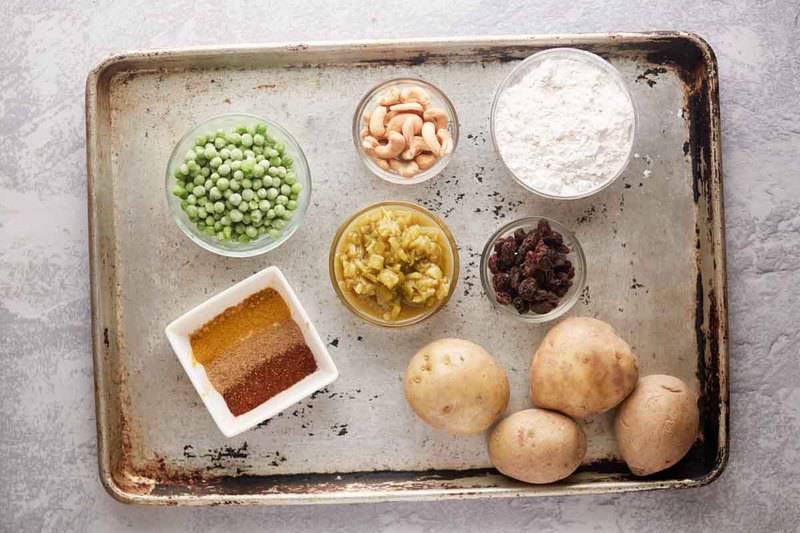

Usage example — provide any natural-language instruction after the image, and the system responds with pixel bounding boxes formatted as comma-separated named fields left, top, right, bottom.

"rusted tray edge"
left=86, top=31, right=728, bottom=506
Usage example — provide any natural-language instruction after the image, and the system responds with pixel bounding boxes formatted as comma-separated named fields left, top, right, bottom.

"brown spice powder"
left=188, top=287, right=318, bottom=416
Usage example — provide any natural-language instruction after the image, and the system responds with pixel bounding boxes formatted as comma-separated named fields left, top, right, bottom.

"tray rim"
left=85, top=31, right=728, bottom=506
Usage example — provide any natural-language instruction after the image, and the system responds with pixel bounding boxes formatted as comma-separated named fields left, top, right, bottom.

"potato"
left=488, top=408, right=587, bottom=484
left=404, top=338, right=509, bottom=435
left=530, top=317, right=639, bottom=418
left=614, top=374, right=699, bottom=476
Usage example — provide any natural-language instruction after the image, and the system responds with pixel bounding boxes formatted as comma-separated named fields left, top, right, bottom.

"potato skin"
left=488, top=408, right=587, bottom=484
left=614, top=374, right=699, bottom=476
left=404, top=338, right=509, bottom=435
left=530, top=317, right=639, bottom=418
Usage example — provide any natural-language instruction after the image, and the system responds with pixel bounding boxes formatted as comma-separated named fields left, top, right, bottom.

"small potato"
left=404, top=338, right=509, bottom=435
left=530, top=317, right=639, bottom=418
left=614, top=374, right=699, bottom=476
left=488, top=408, right=587, bottom=484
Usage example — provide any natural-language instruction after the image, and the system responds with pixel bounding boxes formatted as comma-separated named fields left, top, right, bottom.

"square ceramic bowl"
left=165, top=266, right=338, bottom=438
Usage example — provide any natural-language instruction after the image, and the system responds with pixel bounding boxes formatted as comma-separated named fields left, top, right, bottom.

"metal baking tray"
left=86, top=33, right=728, bottom=505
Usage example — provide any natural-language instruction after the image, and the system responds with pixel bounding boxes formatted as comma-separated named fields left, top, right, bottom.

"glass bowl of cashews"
left=353, top=78, right=459, bottom=185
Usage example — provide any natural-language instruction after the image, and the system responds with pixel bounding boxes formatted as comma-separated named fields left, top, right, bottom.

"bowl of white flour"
left=491, top=48, right=636, bottom=199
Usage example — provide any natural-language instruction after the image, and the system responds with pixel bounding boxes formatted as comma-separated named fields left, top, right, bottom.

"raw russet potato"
left=530, top=317, right=639, bottom=418
left=614, top=374, right=700, bottom=476
left=488, top=408, right=587, bottom=484
left=404, top=338, right=509, bottom=435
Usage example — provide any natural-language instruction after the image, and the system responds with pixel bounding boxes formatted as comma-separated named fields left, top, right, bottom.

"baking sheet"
left=86, top=33, right=727, bottom=505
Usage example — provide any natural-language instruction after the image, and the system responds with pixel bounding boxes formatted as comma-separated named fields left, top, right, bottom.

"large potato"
left=530, top=317, right=638, bottom=418
left=404, top=338, right=509, bottom=435
left=614, top=374, right=699, bottom=476
left=488, top=408, right=587, bottom=484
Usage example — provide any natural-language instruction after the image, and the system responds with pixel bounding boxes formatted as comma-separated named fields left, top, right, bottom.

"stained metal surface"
left=85, top=33, right=727, bottom=505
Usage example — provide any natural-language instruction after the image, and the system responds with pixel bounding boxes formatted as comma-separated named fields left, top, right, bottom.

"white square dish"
left=165, top=266, right=339, bottom=438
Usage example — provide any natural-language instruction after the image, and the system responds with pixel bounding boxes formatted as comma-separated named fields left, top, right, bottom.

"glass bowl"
left=165, top=113, right=311, bottom=258
left=329, top=201, right=459, bottom=327
left=480, top=216, right=586, bottom=323
left=352, top=78, right=459, bottom=185
left=490, top=48, right=637, bottom=200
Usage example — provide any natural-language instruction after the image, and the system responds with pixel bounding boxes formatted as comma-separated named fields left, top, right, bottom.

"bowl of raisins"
left=480, top=216, right=586, bottom=323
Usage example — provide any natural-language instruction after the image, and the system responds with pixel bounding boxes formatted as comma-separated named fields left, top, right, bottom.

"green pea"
left=194, top=146, right=205, bottom=156
left=268, top=228, right=280, bottom=239
left=213, top=137, right=226, bottom=149
left=238, top=234, right=250, bottom=243
left=236, top=124, right=247, bottom=134
left=216, top=231, right=225, bottom=240
left=185, top=150, right=197, bottom=162
left=244, top=226, right=257, bottom=238
left=242, top=189, right=254, bottom=201
left=214, top=201, right=225, bottom=213
left=233, top=170, right=244, bottom=181
left=231, top=160, right=242, bottom=171
left=204, top=226, right=215, bottom=236
left=172, top=185, right=187, bottom=198
left=220, top=148, right=231, bottom=160
left=247, top=124, right=257, bottom=135
left=257, top=188, right=268, bottom=199
left=174, top=167, right=184, bottom=178
left=187, top=160, right=200, bottom=173
left=226, top=132, right=241, bottom=145
left=258, top=226, right=268, bottom=235
left=253, top=134, right=265, bottom=146
left=240, top=133, right=253, bottom=147
left=229, top=209, right=243, bottom=223
left=266, top=209, right=276, bottom=219
left=186, top=194, right=197, bottom=205
left=275, top=142, right=285, bottom=154
left=256, top=123, right=267, bottom=135
left=220, top=215, right=231, bottom=226
left=271, top=177, right=282, bottom=187
left=185, top=205, right=198, bottom=218
left=291, top=183, right=302, bottom=194
left=280, top=184, right=291, bottom=196
left=229, top=179, right=241, bottom=192
left=223, top=189, right=232, bottom=199
left=275, top=195, right=288, bottom=205
left=252, top=179, right=263, bottom=190
left=249, top=199, right=258, bottom=210
left=272, top=218, right=286, bottom=230
left=285, top=172, right=297, bottom=185
left=197, top=206, right=207, bottom=218
left=193, top=185, right=206, bottom=197
left=290, top=193, right=298, bottom=201
left=250, top=209, right=262, bottom=221
left=266, top=188, right=279, bottom=200
left=204, top=216, right=214, bottom=226
left=229, top=193, right=242, bottom=206
left=216, top=177, right=229, bottom=191
left=223, top=226, right=233, bottom=239
left=178, top=163, right=189, bottom=176
left=277, top=167, right=287, bottom=178
left=234, top=223, right=245, bottom=235
left=269, top=156, right=281, bottom=167
left=231, top=148, right=244, bottom=161
left=282, top=156, right=293, bottom=167
left=274, top=204, right=286, bottom=217
left=268, top=166, right=280, bottom=177
left=259, top=199, right=271, bottom=211
left=192, top=175, right=204, bottom=186
left=242, top=214, right=251, bottom=225
left=241, top=178, right=253, bottom=189
left=200, top=167, right=211, bottom=178
left=239, top=201, right=249, bottom=212
left=204, top=145, right=218, bottom=159
left=244, top=150, right=255, bottom=160
left=204, top=179, right=213, bottom=190
left=241, top=160, right=254, bottom=175
left=209, top=157, right=222, bottom=169
left=195, top=134, right=207, bottom=146
left=287, top=200, right=297, bottom=210
left=282, top=210, right=293, bottom=220
left=266, top=148, right=279, bottom=158
left=218, top=164, right=231, bottom=176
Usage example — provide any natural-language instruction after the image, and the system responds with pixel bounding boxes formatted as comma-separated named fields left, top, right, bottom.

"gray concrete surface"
left=1, top=1, right=798, bottom=531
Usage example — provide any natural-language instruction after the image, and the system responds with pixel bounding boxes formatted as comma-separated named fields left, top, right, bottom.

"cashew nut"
left=415, top=153, right=437, bottom=170
left=421, top=121, right=441, bottom=156
left=400, top=86, right=432, bottom=106
left=389, top=102, right=424, bottom=114
left=369, top=106, right=387, bottom=138
left=370, top=155, right=391, bottom=170
left=362, top=136, right=379, bottom=151
left=379, top=87, right=401, bottom=106
left=362, top=110, right=371, bottom=125
left=387, top=113, right=422, bottom=134
left=423, top=107, right=449, bottom=129
left=400, top=136, right=430, bottom=160
left=389, top=158, right=420, bottom=178
left=359, top=125, right=369, bottom=139
left=373, top=131, right=406, bottom=159
left=437, top=128, right=454, bottom=155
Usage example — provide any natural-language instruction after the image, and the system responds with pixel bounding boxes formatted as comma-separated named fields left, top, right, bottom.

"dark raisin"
left=566, top=264, right=575, bottom=279
left=488, top=254, right=499, bottom=274
left=536, top=219, right=552, bottom=236
left=530, top=300, right=557, bottom=314
left=495, top=291, right=512, bottom=305
left=532, top=289, right=550, bottom=302
left=498, top=240, right=516, bottom=268
left=512, top=297, right=529, bottom=314
left=518, top=278, right=538, bottom=301
left=509, top=266, right=522, bottom=292
left=533, top=269, right=550, bottom=286
left=555, top=243, right=571, bottom=255
left=493, top=237, right=509, bottom=255
left=513, top=228, right=528, bottom=244
left=543, top=231, right=563, bottom=246
left=553, top=284, right=569, bottom=297
left=493, top=272, right=511, bottom=293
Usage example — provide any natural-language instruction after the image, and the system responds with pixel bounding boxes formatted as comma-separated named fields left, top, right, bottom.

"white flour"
left=495, top=55, right=635, bottom=197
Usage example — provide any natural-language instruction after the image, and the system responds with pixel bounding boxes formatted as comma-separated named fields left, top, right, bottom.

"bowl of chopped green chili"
left=166, top=113, right=311, bottom=257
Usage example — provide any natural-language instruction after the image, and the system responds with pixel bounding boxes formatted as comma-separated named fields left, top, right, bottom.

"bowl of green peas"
left=166, top=113, right=310, bottom=257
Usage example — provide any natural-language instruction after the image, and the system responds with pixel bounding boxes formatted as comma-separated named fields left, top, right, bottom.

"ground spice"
left=189, top=288, right=317, bottom=416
